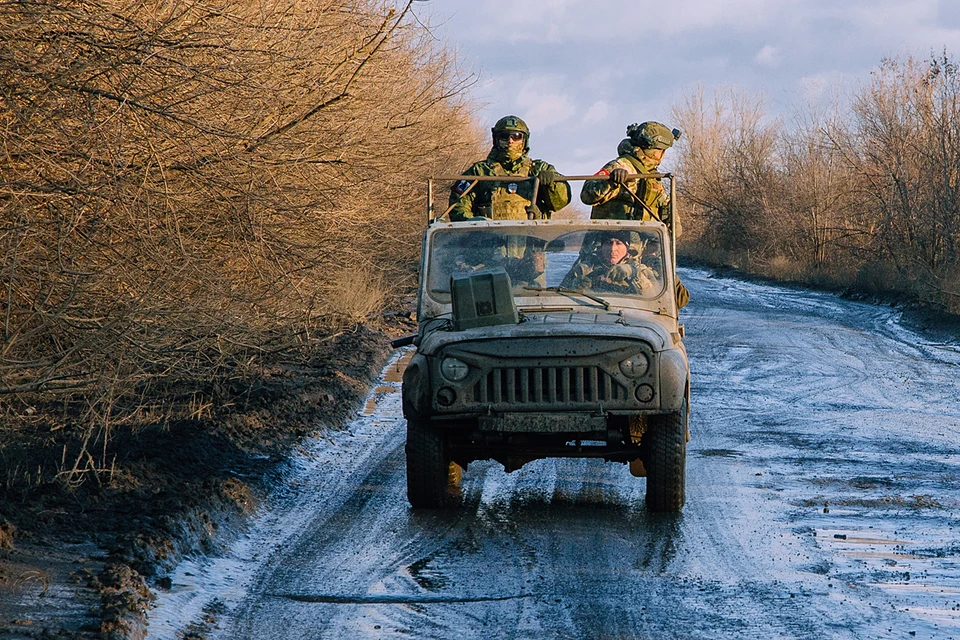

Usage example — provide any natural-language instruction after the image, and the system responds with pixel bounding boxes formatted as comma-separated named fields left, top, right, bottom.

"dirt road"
left=147, top=268, right=960, bottom=640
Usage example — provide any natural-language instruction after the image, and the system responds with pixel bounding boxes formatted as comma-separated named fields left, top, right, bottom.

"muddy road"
left=147, top=268, right=960, bottom=640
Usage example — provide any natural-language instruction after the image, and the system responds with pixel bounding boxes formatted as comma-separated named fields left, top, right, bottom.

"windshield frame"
left=418, top=219, right=675, bottom=321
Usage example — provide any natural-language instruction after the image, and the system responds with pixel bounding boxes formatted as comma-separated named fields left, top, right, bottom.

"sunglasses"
left=496, top=131, right=525, bottom=142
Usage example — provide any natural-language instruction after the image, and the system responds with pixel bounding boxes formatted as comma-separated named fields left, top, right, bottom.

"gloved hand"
left=535, top=167, right=557, bottom=186
left=609, top=168, right=629, bottom=186
left=605, top=263, right=633, bottom=282
left=653, top=183, right=670, bottom=207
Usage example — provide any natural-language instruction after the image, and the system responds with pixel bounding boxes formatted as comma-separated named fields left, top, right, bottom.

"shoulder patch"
left=594, top=169, right=610, bottom=177
left=453, top=180, right=471, bottom=195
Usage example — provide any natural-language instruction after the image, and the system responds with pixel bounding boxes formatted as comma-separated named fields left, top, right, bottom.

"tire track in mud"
left=683, top=267, right=960, bottom=639
left=151, top=270, right=960, bottom=639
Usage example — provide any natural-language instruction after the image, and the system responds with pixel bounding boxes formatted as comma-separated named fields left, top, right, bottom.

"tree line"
left=672, top=53, right=960, bottom=315
left=0, top=0, right=482, bottom=482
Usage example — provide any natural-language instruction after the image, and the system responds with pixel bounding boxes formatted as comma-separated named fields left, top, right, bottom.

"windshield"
left=425, top=225, right=666, bottom=304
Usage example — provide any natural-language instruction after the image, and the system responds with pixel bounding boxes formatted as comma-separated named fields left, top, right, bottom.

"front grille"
left=470, top=366, right=628, bottom=405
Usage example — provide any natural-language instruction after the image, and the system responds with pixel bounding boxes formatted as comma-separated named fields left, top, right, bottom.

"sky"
left=411, top=0, right=960, bottom=175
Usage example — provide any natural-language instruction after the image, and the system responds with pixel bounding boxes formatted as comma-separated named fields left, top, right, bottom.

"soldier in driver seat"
left=560, top=230, right=659, bottom=296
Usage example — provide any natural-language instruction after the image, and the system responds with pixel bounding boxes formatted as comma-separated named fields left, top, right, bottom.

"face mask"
left=495, top=133, right=525, bottom=161
left=641, top=148, right=664, bottom=164
left=502, top=143, right=524, bottom=161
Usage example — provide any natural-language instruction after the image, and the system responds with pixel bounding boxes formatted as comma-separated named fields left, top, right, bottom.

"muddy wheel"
left=405, top=420, right=462, bottom=508
left=645, top=401, right=686, bottom=512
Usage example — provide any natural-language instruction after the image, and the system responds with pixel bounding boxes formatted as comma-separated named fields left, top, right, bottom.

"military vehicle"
left=397, top=174, right=689, bottom=512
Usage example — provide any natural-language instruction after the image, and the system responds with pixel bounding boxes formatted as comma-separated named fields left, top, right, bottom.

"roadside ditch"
left=0, top=314, right=413, bottom=639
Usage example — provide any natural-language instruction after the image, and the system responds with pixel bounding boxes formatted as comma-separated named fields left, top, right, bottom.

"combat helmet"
left=626, top=121, right=681, bottom=150
left=491, top=115, right=530, bottom=142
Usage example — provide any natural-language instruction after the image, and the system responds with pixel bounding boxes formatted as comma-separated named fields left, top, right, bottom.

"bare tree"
left=778, top=93, right=864, bottom=272
left=672, top=87, right=781, bottom=267
left=671, top=54, right=960, bottom=310
left=0, top=0, right=483, bottom=480
left=847, top=53, right=960, bottom=306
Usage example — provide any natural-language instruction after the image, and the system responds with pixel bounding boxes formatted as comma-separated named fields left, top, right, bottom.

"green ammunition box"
left=450, top=269, right=518, bottom=331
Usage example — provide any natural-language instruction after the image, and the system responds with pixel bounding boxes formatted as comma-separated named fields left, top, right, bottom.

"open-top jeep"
left=400, top=176, right=690, bottom=512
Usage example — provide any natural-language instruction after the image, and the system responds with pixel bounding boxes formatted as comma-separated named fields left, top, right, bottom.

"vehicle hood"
left=417, top=310, right=675, bottom=356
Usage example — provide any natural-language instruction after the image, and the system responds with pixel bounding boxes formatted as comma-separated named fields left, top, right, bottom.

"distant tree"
left=846, top=53, right=960, bottom=305
left=672, top=87, right=781, bottom=266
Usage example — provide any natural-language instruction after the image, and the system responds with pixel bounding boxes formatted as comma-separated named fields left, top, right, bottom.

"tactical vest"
left=474, top=159, right=536, bottom=221
left=591, top=155, right=663, bottom=222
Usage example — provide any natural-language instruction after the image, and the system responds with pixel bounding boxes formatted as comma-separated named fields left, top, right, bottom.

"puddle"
left=843, top=550, right=921, bottom=560
left=695, top=448, right=742, bottom=458
left=362, top=349, right=412, bottom=414
left=816, top=530, right=912, bottom=546
left=383, top=351, right=414, bottom=383
left=362, top=385, right=400, bottom=415
left=274, top=592, right=533, bottom=605
left=871, top=583, right=960, bottom=596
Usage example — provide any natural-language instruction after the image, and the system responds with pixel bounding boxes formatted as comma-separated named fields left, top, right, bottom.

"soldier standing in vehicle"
left=448, top=115, right=571, bottom=221
left=582, top=121, right=689, bottom=308
left=580, top=121, right=680, bottom=232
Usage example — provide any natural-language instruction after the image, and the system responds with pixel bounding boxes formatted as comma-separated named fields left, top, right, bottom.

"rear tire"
left=406, top=420, right=462, bottom=508
left=645, top=401, right=686, bottom=512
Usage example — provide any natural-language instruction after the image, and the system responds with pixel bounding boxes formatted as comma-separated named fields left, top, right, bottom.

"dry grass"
left=761, top=255, right=803, bottom=281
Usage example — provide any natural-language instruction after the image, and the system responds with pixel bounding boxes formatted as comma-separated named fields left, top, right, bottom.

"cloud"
left=754, top=45, right=779, bottom=68
left=798, top=71, right=847, bottom=99
left=583, top=101, right=612, bottom=124
left=416, top=0, right=960, bottom=174
left=516, top=89, right=577, bottom=130
left=474, top=73, right=577, bottom=130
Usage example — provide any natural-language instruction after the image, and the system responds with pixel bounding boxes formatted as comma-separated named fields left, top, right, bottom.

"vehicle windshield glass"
left=426, top=226, right=666, bottom=303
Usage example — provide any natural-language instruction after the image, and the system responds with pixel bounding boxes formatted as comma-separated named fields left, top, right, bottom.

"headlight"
left=440, top=357, right=470, bottom=381
left=619, top=353, right=650, bottom=378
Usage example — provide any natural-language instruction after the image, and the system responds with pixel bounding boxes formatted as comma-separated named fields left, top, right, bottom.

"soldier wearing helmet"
left=581, top=122, right=689, bottom=308
left=580, top=121, right=680, bottom=231
left=449, top=115, right=571, bottom=221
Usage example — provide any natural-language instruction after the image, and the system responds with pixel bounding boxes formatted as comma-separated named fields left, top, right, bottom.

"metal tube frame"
left=428, top=173, right=672, bottom=224
left=427, top=171, right=680, bottom=306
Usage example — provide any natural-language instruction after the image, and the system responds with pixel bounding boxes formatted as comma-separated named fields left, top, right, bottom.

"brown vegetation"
left=0, top=0, right=484, bottom=496
left=672, top=53, right=960, bottom=313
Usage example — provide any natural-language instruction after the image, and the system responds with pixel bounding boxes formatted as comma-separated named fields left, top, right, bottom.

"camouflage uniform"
left=449, top=116, right=571, bottom=222
left=638, top=234, right=690, bottom=309
left=560, top=231, right=659, bottom=296
left=582, top=122, right=689, bottom=309
left=580, top=122, right=677, bottom=232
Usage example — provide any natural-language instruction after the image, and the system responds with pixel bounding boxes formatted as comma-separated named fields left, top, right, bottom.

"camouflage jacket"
left=448, top=150, right=571, bottom=221
left=559, top=253, right=659, bottom=296
left=580, top=145, right=674, bottom=229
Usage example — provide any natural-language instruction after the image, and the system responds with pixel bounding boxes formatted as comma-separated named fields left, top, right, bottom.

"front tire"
left=645, top=401, right=687, bottom=512
left=405, top=420, right=462, bottom=508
